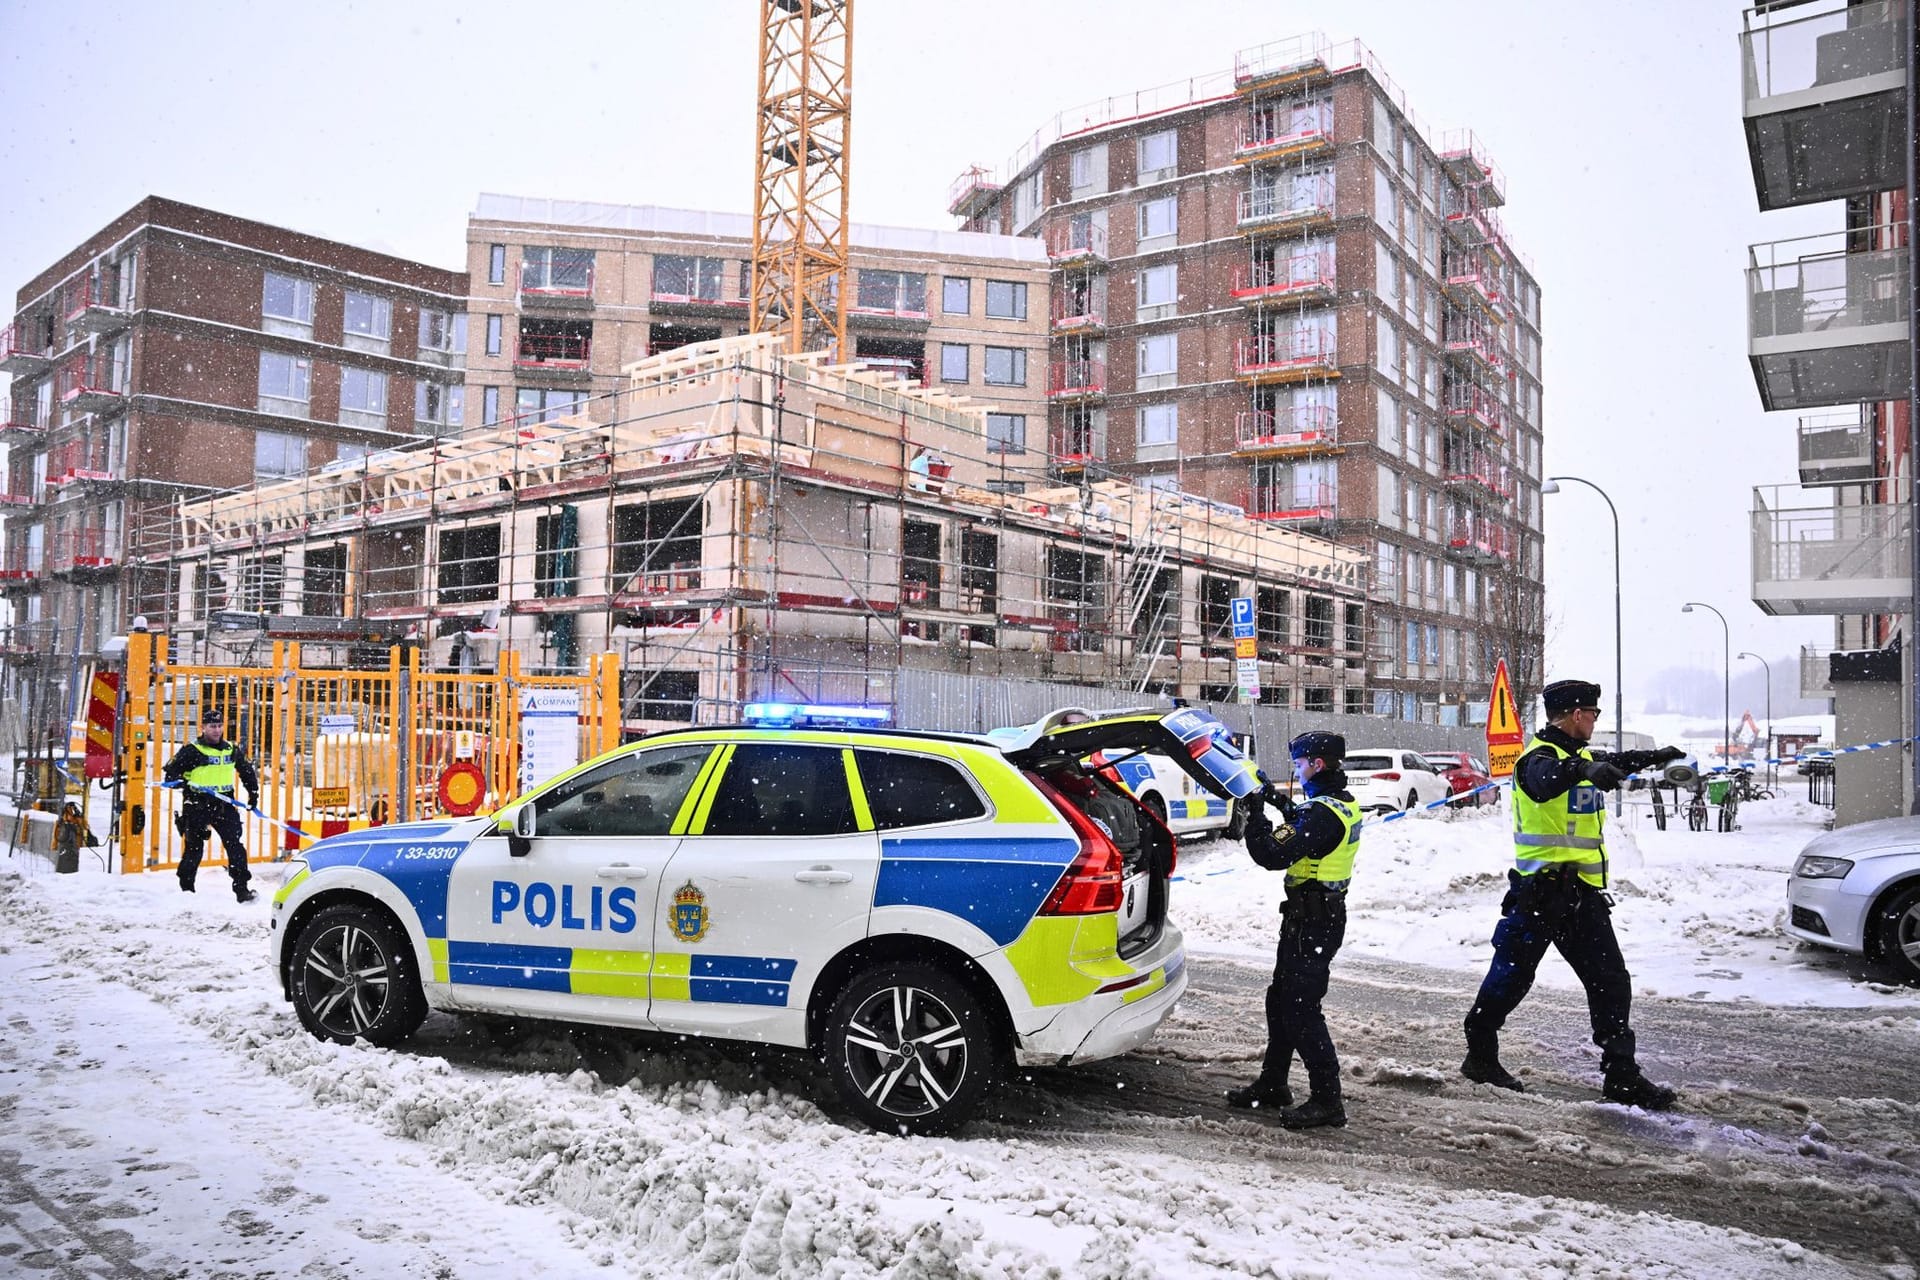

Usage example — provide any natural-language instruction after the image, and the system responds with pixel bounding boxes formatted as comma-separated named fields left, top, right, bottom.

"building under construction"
left=150, top=332, right=1369, bottom=730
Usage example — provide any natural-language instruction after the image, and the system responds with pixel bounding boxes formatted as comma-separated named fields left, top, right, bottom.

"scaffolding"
left=106, top=334, right=1367, bottom=731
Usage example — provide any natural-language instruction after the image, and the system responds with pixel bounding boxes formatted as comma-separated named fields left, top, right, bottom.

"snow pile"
left=1174, top=795, right=1920, bottom=1007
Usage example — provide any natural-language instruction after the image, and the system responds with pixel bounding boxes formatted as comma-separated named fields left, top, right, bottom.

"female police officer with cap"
left=1225, top=730, right=1361, bottom=1130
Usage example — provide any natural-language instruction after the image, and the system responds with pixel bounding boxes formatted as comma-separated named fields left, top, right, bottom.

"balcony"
left=1444, top=381, right=1505, bottom=435
left=1049, top=420, right=1105, bottom=472
left=0, top=323, right=52, bottom=377
left=1050, top=286, right=1107, bottom=332
left=1748, top=231, right=1910, bottom=411
left=1442, top=248, right=1504, bottom=317
left=647, top=286, right=747, bottom=318
left=64, top=270, right=132, bottom=335
left=1244, top=481, right=1336, bottom=527
left=1442, top=462, right=1512, bottom=502
left=1236, top=176, right=1335, bottom=233
left=47, top=528, right=116, bottom=577
left=1750, top=480, right=1910, bottom=616
left=947, top=165, right=1002, bottom=220
left=1798, top=410, right=1875, bottom=486
left=1446, top=517, right=1513, bottom=565
left=1442, top=313, right=1499, bottom=370
left=0, top=397, right=40, bottom=437
left=58, top=353, right=128, bottom=416
left=1437, top=129, right=1507, bottom=209
left=1233, top=99, right=1334, bottom=165
left=1047, top=358, right=1107, bottom=400
left=1046, top=220, right=1109, bottom=266
left=513, top=332, right=592, bottom=374
left=0, top=477, right=43, bottom=509
left=1742, top=0, right=1908, bottom=209
left=1799, top=645, right=1834, bottom=701
left=1233, top=403, right=1339, bottom=456
left=1231, top=246, right=1336, bottom=306
left=45, top=439, right=117, bottom=490
left=1234, top=328, right=1339, bottom=383
left=1233, top=34, right=1334, bottom=93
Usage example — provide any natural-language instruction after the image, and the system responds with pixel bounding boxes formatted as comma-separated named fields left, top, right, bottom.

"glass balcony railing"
left=1751, top=479, right=1911, bottom=617
left=1797, top=410, right=1874, bottom=486
left=1799, top=645, right=1834, bottom=701
left=1748, top=230, right=1910, bottom=412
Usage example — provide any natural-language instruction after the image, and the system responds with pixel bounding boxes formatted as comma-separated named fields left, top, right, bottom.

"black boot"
left=1277, top=1094, right=1346, bottom=1130
left=234, top=886, right=258, bottom=903
left=1602, top=1070, right=1677, bottom=1111
left=178, top=880, right=195, bottom=894
left=1461, top=1053, right=1526, bottom=1092
left=1226, top=1078, right=1293, bottom=1111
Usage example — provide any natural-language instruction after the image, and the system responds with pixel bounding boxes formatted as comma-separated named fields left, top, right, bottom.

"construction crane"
left=750, top=0, right=853, bottom=358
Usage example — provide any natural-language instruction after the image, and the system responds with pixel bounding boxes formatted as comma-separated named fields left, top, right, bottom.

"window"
left=1069, top=143, right=1108, bottom=196
left=415, top=381, right=465, bottom=429
left=1137, top=333, right=1176, bottom=389
left=488, top=244, right=506, bottom=285
left=1303, top=687, right=1333, bottom=713
left=939, top=343, right=969, bottom=383
left=704, top=744, right=856, bottom=837
left=1138, top=403, right=1177, bottom=445
left=984, top=280, right=1027, bottom=319
left=1345, top=689, right=1367, bottom=716
left=533, top=510, right=580, bottom=598
left=612, top=496, right=704, bottom=586
left=625, top=670, right=699, bottom=722
left=261, top=273, right=313, bottom=327
left=419, top=309, right=467, bottom=354
left=854, top=269, right=928, bottom=316
left=485, top=313, right=502, bottom=356
left=1138, top=195, right=1177, bottom=242
left=941, top=277, right=970, bottom=314
left=985, top=413, right=1026, bottom=454
left=521, top=246, right=594, bottom=293
left=1137, top=263, right=1177, bottom=316
left=1138, top=129, right=1177, bottom=181
left=302, top=545, right=347, bottom=617
left=339, top=368, right=387, bottom=416
left=482, top=386, right=500, bottom=425
left=1345, top=603, right=1365, bottom=650
left=533, top=743, right=711, bottom=838
left=343, top=291, right=392, bottom=340
left=983, top=346, right=1026, bottom=386
left=239, top=554, right=284, bottom=612
left=1257, top=586, right=1289, bottom=649
left=853, top=751, right=987, bottom=829
left=1200, top=575, right=1236, bottom=641
left=254, top=430, right=307, bottom=482
left=437, top=524, right=502, bottom=604
left=257, top=353, right=311, bottom=410
left=652, top=254, right=726, bottom=301
left=1302, top=595, right=1335, bottom=648
left=516, top=387, right=586, bottom=425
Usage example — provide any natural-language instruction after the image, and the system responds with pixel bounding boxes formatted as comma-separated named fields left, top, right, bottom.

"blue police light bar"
left=741, top=702, right=891, bottom=728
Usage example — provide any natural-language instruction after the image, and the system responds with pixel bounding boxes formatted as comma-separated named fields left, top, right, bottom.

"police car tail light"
left=1027, top=773, right=1125, bottom=916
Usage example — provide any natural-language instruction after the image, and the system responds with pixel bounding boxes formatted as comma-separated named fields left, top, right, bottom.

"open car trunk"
left=998, top=706, right=1259, bottom=958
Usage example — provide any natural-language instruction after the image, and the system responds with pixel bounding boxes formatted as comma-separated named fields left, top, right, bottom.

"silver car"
left=1785, top=817, right=1920, bottom=985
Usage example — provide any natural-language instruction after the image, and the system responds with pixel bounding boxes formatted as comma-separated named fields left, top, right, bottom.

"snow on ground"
left=1174, top=794, right=1920, bottom=1008
left=2, top=832, right=1884, bottom=1279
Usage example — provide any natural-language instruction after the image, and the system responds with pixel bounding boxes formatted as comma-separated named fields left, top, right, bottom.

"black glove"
left=1652, top=746, right=1686, bottom=767
left=1260, top=783, right=1297, bottom=821
left=1581, top=760, right=1628, bottom=792
left=1244, top=801, right=1274, bottom=841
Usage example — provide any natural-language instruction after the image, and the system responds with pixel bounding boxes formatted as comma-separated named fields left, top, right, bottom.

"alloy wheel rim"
left=1900, top=902, right=1920, bottom=967
left=301, top=923, right=392, bottom=1037
left=841, top=985, right=969, bottom=1117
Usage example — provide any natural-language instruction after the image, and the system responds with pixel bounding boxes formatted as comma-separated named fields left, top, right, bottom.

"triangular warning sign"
left=1485, top=659, right=1523, bottom=746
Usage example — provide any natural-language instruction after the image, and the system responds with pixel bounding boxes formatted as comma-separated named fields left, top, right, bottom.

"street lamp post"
left=1543, top=475, right=1623, bottom=813
left=1738, top=651, right=1774, bottom=789
left=1683, top=602, right=1730, bottom=776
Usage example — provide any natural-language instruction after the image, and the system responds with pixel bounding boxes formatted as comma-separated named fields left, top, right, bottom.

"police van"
left=269, top=703, right=1259, bottom=1134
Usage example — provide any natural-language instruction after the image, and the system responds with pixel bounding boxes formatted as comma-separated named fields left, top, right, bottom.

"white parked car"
left=1340, top=748, right=1453, bottom=814
left=1784, top=816, right=1920, bottom=986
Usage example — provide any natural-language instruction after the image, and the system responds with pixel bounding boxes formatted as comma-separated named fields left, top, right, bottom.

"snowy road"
left=4, top=795, right=1918, bottom=1277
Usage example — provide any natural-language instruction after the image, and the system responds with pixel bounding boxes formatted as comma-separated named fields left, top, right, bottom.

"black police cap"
left=1289, top=730, right=1345, bottom=762
left=200, top=706, right=226, bottom=724
left=1542, top=679, right=1602, bottom=716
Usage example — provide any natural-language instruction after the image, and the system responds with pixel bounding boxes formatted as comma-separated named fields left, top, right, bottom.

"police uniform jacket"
left=1245, top=768, right=1357, bottom=888
left=163, top=735, right=260, bottom=804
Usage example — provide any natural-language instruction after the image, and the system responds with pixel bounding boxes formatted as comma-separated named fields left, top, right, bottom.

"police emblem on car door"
left=443, top=742, right=715, bottom=1024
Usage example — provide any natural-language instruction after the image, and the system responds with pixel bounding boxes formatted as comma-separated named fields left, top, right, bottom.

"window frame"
left=983, top=279, right=1028, bottom=320
left=982, top=345, right=1027, bottom=387
left=941, top=276, right=971, bottom=315
left=342, top=290, right=392, bottom=340
left=985, top=412, right=1027, bottom=455
left=1137, top=194, right=1178, bottom=242
left=488, top=244, right=507, bottom=285
left=699, top=743, right=861, bottom=838
left=938, top=343, right=969, bottom=384
left=261, top=272, right=313, bottom=325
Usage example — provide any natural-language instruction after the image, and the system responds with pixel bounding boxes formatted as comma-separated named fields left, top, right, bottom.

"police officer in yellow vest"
left=1226, top=730, right=1361, bottom=1130
left=162, top=706, right=261, bottom=902
left=1461, top=679, right=1684, bottom=1108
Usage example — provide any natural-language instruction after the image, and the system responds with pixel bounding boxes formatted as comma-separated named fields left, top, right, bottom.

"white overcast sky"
left=0, top=0, right=1837, bottom=712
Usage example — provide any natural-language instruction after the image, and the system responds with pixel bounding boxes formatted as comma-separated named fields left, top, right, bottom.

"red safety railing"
left=0, top=543, right=43, bottom=579
left=63, top=269, right=119, bottom=323
left=0, top=396, right=37, bottom=432
left=521, top=259, right=595, bottom=298
left=1237, top=174, right=1335, bottom=227
left=1232, top=246, right=1336, bottom=302
left=1235, top=100, right=1333, bottom=158
left=1447, top=517, right=1515, bottom=561
left=58, top=352, right=122, bottom=404
left=48, top=527, right=115, bottom=573
left=1049, top=421, right=1103, bottom=465
left=0, top=471, right=41, bottom=506
left=1050, top=287, right=1107, bottom=330
left=1437, top=128, right=1508, bottom=206
left=45, top=438, right=115, bottom=486
left=1443, top=313, right=1498, bottom=366
left=1445, top=381, right=1504, bottom=433
left=1046, top=220, right=1109, bottom=263
left=1235, top=328, right=1338, bottom=377
left=0, top=323, right=46, bottom=365
left=1235, top=403, right=1336, bottom=451
left=1048, top=358, right=1107, bottom=398
left=1443, top=461, right=1512, bottom=501
left=1244, top=482, right=1335, bottom=521
left=514, top=332, right=592, bottom=368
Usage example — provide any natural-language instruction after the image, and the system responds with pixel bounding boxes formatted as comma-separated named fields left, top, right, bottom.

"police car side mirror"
left=509, top=804, right=535, bottom=857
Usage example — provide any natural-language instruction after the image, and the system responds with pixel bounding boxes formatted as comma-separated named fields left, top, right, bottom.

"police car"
left=269, top=703, right=1259, bottom=1134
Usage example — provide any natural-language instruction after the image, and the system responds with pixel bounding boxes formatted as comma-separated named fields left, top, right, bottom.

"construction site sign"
left=1485, top=659, right=1524, bottom=778
left=84, top=672, right=119, bottom=780
left=1230, top=597, right=1260, bottom=700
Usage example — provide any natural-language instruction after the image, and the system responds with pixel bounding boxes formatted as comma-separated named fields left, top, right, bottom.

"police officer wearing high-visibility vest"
left=1226, top=730, right=1360, bottom=1130
left=161, top=706, right=261, bottom=902
left=1461, top=679, right=1685, bottom=1108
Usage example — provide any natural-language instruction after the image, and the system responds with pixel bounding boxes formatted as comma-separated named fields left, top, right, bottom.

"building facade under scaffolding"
left=152, top=334, right=1370, bottom=730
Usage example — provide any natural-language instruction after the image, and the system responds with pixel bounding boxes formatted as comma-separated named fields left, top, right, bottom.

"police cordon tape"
left=159, top=779, right=310, bottom=842
left=1170, top=734, right=1918, bottom=882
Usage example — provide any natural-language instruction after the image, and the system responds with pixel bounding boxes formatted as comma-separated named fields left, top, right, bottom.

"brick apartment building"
left=462, top=195, right=1049, bottom=458
left=0, top=197, right=469, bottom=661
left=949, top=35, right=1546, bottom=723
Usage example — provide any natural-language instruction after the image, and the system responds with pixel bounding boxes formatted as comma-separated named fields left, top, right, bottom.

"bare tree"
left=1479, top=555, right=1547, bottom=733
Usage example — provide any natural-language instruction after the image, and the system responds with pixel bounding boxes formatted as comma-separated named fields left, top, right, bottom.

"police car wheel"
left=1224, top=800, right=1247, bottom=841
left=288, top=905, right=426, bottom=1047
left=824, top=964, right=996, bottom=1135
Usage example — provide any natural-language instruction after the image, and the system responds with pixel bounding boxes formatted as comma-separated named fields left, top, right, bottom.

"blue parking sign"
left=1230, top=596, right=1256, bottom=639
